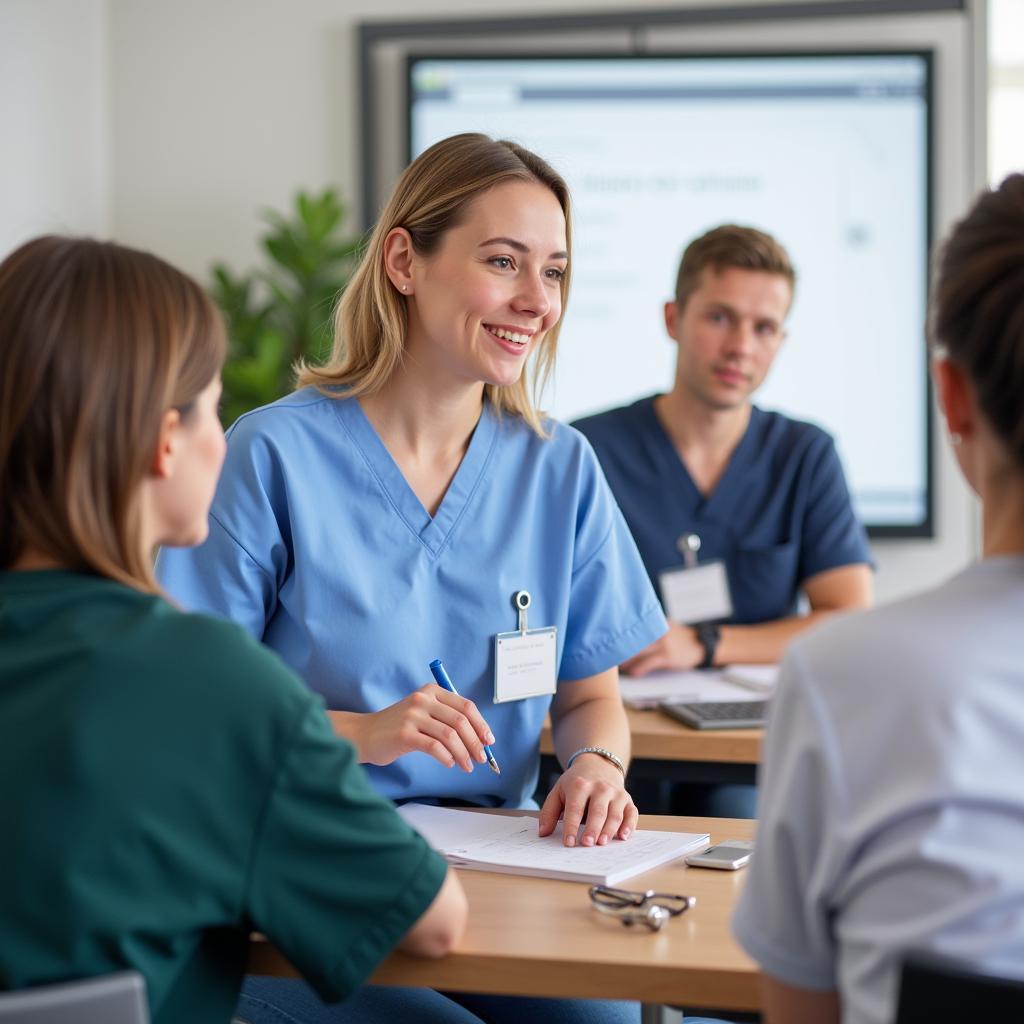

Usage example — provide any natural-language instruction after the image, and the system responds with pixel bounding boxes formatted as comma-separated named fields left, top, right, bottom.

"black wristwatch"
left=695, top=622, right=721, bottom=669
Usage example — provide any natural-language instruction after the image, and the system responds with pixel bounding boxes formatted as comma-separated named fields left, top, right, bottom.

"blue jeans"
left=237, top=977, right=640, bottom=1024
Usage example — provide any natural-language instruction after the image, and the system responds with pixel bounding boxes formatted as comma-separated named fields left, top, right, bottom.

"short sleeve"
left=731, top=649, right=845, bottom=991
left=156, top=415, right=289, bottom=638
left=798, top=436, right=873, bottom=582
left=558, top=436, right=667, bottom=680
left=245, top=702, right=448, bottom=1001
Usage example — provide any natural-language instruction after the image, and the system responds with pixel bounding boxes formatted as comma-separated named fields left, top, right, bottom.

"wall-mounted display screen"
left=409, top=52, right=932, bottom=535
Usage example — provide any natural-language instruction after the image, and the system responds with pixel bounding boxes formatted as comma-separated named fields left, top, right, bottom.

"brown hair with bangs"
left=297, top=132, right=572, bottom=436
left=0, top=235, right=227, bottom=591
left=930, top=173, right=1024, bottom=467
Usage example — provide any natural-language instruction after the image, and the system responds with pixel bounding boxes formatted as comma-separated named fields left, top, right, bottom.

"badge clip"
left=677, top=532, right=701, bottom=569
left=513, top=590, right=531, bottom=635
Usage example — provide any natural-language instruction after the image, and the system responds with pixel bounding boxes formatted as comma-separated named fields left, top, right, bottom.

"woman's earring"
left=401, top=284, right=408, bottom=292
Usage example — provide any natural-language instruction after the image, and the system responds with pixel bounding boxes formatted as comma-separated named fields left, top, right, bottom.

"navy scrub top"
left=573, top=395, right=872, bottom=625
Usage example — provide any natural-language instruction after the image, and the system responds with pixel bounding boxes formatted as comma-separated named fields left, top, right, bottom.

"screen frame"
left=405, top=48, right=935, bottom=539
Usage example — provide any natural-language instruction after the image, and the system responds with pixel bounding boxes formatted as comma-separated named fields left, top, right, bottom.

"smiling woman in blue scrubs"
left=158, top=133, right=666, bottom=1024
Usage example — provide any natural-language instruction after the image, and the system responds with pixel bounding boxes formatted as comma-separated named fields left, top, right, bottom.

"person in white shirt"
left=732, top=173, right=1024, bottom=1024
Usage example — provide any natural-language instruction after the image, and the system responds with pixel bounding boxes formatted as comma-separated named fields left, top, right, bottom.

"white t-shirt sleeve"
left=732, top=649, right=846, bottom=991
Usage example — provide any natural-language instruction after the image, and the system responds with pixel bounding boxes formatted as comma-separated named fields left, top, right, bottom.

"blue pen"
left=429, top=659, right=501, bottom=775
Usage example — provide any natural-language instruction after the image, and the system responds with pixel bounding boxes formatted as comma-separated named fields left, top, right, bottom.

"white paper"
left=618, top=669, right=757, bottom=710
left=398, top=804, right=709, bottom=886
left=721, top=664, right=779, bottom=694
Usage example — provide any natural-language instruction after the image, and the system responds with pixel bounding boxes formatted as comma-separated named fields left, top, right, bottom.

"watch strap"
left=696, top=621, right=721, bottom=669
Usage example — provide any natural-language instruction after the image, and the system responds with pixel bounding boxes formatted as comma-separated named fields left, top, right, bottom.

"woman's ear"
left=150, top=408, right=182, bottom=480
left=932, top=357, right=974, bottom=443
left=383, top=227, right=416, bottom=296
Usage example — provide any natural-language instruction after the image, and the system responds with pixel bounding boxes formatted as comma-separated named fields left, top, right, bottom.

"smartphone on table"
left=684, top=839, right=754, bottom=870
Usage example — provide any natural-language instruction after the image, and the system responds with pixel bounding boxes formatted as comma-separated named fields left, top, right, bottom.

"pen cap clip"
left=513, top=590, right=530, bottom=634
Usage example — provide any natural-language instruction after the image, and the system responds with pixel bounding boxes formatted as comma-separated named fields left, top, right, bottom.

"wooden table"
left=249, top=815, right=759, bottom=1015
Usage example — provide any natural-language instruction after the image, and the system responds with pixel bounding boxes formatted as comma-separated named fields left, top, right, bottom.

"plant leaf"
left=209, top=187, right=359, bottom=422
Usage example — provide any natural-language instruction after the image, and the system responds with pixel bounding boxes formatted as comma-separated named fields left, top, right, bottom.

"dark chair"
left=0, top=971, right=148, bottom=1023
left=895, top=952, right=1024, bottom=1021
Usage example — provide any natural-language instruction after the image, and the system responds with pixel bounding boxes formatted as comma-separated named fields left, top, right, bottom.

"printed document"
left=398, top=804, right=709, bottom=885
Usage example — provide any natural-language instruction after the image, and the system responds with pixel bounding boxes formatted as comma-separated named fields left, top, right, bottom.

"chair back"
left=0, top=971, right=148, bottom=1023
left=896, top=953, right=1024, bottom=1021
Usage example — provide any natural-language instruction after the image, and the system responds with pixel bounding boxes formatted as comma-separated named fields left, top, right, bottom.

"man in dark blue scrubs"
left=574, top=225, right=873, bottom=678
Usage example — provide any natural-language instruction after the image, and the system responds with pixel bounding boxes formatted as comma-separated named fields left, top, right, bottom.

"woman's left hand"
left=537, top=753, right=637, bottom=848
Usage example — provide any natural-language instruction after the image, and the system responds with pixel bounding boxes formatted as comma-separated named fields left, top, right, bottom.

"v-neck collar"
left=641, top=396, right=761, bottom=517
left=335, top=395, right=499, bottom=557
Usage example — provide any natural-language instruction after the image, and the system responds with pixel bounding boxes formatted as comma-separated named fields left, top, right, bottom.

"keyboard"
left=658, top=700, right=767, bottom=730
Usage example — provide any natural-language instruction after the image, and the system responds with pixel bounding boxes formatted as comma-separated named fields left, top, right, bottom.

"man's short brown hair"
left=674, top=224, right=796, bottom=310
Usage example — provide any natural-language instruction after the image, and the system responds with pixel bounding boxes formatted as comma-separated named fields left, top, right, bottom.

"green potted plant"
left=210, top=189, right=364, bottom=426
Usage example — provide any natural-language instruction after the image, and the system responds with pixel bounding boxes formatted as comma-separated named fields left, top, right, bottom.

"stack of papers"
left=398, top=804, right=709, bottom=886
left=618, top=665, right=779, bottom=710
left=721, top=664, right=779, bottom=694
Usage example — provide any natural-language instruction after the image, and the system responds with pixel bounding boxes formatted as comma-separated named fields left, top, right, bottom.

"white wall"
left=110, top=0, right=965, bottom=281
left=109, top=0, right=725, bottom=280
left=2, top=0, right=982, bottom=603
left=989, top=0, right=1024, bottom=183
left=0, top=0, right=111, bottom=255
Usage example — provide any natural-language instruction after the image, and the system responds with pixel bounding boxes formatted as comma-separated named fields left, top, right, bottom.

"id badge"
left=493, top=590, right=558, bottom=703
left=659, top=562, right=733, bottom=624
left=494, top=627, right=558, bottom=703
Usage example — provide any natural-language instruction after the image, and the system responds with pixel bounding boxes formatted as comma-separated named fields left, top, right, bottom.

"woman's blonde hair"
left=297, top=132, right=573, bottom=435
left=0, top=235, right=227, bottom=591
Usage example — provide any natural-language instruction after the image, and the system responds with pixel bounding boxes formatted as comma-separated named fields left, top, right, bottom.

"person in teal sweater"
left=0, top=235, right=466, bottom=1024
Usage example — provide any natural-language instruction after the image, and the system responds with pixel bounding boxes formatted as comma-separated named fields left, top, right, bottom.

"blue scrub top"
left=158, top=388, right=666, bottom=809
left=572, top=395, right=871, bottom=625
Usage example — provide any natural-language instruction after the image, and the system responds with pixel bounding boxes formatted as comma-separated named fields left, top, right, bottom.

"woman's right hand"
left=335, top=684, right=496, bottom=771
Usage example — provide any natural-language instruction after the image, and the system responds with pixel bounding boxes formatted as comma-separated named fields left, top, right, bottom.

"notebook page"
left=398, top=805, right=708, bottom=885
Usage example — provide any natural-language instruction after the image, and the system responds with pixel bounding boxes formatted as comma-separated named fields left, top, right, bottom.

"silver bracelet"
left=566, top=746, right=626, bottom=777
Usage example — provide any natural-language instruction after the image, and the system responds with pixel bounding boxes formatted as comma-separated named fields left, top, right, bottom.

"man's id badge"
left=659, top=562, right=733, bottom=625
left=493, top=591, right=558, bottom=703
